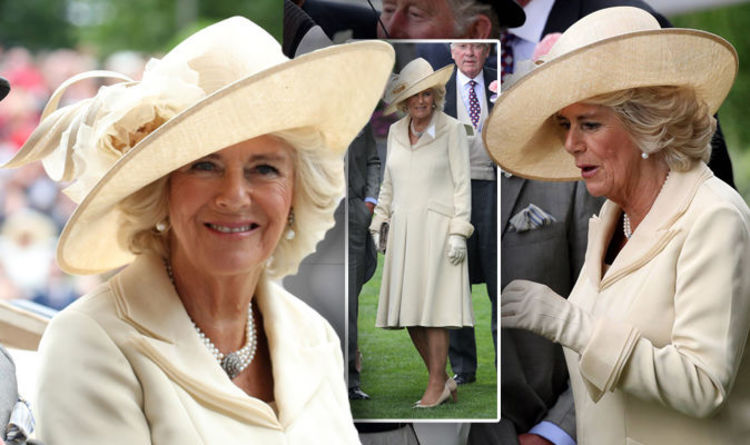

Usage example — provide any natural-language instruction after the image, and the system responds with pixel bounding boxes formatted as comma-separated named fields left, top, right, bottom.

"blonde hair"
left=117, top=127, right=344, bottom=279
left=396, top=86, right=447, bottom=114
left=587, top=86, right=715, bottom=171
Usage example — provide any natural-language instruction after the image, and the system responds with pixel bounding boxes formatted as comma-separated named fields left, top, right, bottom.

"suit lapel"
left=483, top=67, right=497, bottom=113
left=544, top=0, right=583, bottom=34
left=500, top=175, right=526, bottom=233
left=445, top=71, right=458, bottom=117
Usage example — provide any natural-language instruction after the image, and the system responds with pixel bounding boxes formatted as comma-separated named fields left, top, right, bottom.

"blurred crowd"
left=0, top=46, right=148, bottom=310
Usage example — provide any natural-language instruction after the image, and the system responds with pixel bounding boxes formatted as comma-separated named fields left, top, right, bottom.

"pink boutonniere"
left=489, top=80, right=499, bottom=103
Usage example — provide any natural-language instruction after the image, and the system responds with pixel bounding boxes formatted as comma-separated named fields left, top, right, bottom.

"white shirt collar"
left=509, top=0, right=555, bottom=45
left=456, top=67, right=485, bottom=88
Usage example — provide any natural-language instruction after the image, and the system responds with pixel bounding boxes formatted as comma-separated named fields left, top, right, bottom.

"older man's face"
left=451, top=43, right=490, bottom=79
left=378, top=0, right=459, bottom=38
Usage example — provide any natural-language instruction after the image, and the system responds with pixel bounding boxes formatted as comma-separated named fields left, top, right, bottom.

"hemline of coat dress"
left=370, top=111, right=475, bottom=329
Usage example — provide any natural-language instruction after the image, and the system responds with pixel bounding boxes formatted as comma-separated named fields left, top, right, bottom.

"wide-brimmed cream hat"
left=2, top=17, right=395, bottom=274
left=383, top=58, right=453, bottom=115
left=483, top=7, right=737, bottom=181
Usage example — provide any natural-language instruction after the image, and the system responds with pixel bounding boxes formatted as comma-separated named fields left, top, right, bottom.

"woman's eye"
left=582, top=122, right=601, bottom=130
left=190, top=160, right=217, bottom=172
left=556, top=119, right=570, bottom=130
left=251, top=164, right=280, bottom=176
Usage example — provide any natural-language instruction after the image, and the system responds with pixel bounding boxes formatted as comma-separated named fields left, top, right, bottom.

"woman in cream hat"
left=486, top=7, right=750, bottom=444
left=2, top=17, right=394, bottom=443
left=370, top=58, right=473, bottom=408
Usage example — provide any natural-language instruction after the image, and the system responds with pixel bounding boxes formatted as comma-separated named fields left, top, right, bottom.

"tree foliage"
left=0, top=0, right=281, bottom=56
left=0, top=0, right=76, bottom=50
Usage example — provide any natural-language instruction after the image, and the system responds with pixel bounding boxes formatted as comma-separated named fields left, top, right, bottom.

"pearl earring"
left=285, top=209, right=296, bottom=240
left=641, top=152, right=649, bottom=159
left=155, top=220, right=168, bottom=232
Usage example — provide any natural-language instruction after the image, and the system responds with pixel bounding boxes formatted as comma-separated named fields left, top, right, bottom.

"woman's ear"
left=466, top=14, right=492, bottom=39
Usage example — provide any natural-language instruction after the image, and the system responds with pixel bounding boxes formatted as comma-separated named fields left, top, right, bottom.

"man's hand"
left=365, top=201, right=376, bottom=215
left=518, top=433, right=554, bottom=445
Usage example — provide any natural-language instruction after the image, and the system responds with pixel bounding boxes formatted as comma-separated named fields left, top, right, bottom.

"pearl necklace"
left=165, top=261, right=257, bottom=379
left=410, top=118, right=425, bottom=138
left=623, top=171, right=671, bottom=240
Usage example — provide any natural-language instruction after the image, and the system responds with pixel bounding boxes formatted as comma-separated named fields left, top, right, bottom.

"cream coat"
left=564, top=162, right=750, bottom=444
left=370, top=111, right=474, bottom=328
left=35, top=254, right=359, bottom=444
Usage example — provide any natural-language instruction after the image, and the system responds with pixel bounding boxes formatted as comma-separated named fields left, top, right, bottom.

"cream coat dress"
left=35, top=254, right=359, bottom=444
left=370, top=111, right=474, bottom=328
left=563, top=162, right=750, bottom=444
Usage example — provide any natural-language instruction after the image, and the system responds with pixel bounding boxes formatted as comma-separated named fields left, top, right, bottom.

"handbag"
left=378, top=222, right=389, bottom=254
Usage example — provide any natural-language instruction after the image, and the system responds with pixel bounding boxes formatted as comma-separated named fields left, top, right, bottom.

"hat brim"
left=384, top=64, right=454, bottom=115
left=483, top=29, right=737, bottom=181
left=0, top=301, right=49, bottom=351
left=57, top=40, right=395, bottom=274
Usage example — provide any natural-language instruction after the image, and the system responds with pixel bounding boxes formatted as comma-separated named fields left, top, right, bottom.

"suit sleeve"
left=363, top=124, right=381, bottom=201
left=576, top=202, right=750, bottom=417
left=446, top=120, right=474, bottom=238
left=36, top=309, right=151, bottom=444
left=370, top=125, right=394, bottom=232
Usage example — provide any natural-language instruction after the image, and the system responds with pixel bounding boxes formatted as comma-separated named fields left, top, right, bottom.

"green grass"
left=351, top=254, right=497, bottom=420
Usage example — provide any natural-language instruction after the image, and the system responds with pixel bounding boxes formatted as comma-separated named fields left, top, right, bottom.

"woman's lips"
left=205, top=222, right=259, bottom=234
left=579, top=165, right=599, bottom=179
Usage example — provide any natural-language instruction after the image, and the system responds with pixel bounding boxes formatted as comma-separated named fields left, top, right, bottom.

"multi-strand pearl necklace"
left=410, top=118, right=426, bottom=138
left=623, top=171, right=671, bottom=240
left=165, top=261, right=257, bottom=379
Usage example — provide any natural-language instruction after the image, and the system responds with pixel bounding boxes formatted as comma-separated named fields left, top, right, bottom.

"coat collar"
left=391, top=111, right=451, bottom=150
left=109, top=253, right=333, bottom=429
left=585, top=162, right=713, bottom=289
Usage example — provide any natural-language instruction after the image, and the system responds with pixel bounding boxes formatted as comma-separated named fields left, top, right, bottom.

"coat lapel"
left=110, top=254, right=329, bottom=429
left=500, top=175, right=526, bottom=233
left=585, top=163, right=713, bottom=290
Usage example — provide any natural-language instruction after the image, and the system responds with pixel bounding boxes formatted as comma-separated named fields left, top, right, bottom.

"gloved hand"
left=501, top=279, right=593, bottom=353
left=371, top=230, right=383, bottom=254
left=447, top=234, right=467, bottom=265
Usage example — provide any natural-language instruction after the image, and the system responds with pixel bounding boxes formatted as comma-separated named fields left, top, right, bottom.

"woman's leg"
left=422, top=327, right=450, bottom=403
left=407, top=326, right=429, bottom=369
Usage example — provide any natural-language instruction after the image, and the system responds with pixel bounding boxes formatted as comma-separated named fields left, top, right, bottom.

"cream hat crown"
left=483, top=7, right=737, bottom=181
left=384, top=58, right=454, bottom=114
left=2, top=17, right=395, bottom=274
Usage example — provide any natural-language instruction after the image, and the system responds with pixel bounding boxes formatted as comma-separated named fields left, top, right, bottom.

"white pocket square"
left=509, top=203, right=557, bottom=232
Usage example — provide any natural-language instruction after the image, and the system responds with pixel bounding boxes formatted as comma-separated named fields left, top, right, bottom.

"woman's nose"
left=215, top=170, right=250, bottom=209
left=563, top=128, right=583, bottom=154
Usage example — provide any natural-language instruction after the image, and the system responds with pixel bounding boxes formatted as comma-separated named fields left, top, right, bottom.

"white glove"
left=501, top=279, right=593, bottom=353
left=447, top=234, right=467, bottom=265
left=371, top=230, right=382, bottom=254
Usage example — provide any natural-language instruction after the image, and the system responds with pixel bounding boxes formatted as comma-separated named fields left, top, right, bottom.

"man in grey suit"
left=346, top=123, right=380, bottom=400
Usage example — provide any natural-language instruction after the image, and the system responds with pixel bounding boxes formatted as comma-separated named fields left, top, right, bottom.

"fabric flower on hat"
left=63, top=57, right=205, bottom=203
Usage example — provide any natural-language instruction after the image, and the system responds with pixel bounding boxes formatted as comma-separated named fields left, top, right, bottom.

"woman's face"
left=406, top=89, right=435, bottom=121
left=167, top=135, right=295, bottom=275
left=556, top=102, right=642, bottom=201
